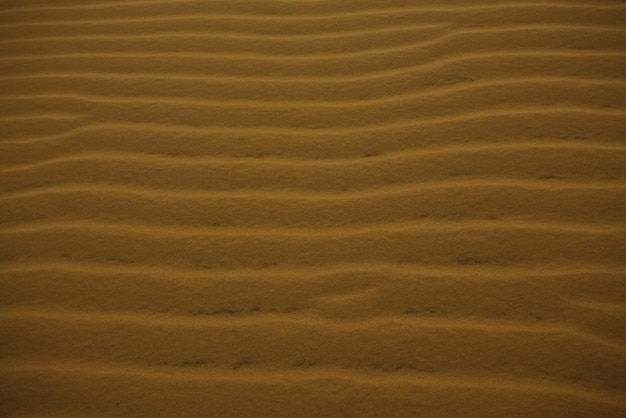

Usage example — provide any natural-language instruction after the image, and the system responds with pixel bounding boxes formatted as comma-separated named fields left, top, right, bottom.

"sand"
left=0, top=0, right=625, bottom=417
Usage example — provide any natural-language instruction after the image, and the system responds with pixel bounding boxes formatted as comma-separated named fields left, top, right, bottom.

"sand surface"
left=0, top=1, right=625, bottom=417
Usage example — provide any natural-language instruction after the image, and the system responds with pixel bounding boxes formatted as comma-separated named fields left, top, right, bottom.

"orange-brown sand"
left=0, top=1, right=625, bottom=417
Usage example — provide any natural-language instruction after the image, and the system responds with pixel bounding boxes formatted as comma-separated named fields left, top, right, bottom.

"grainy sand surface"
left=0, top=1, right=625, bottom=417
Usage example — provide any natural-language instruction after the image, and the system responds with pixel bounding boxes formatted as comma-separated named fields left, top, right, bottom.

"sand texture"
left=0, top=0, right=625, bottom=417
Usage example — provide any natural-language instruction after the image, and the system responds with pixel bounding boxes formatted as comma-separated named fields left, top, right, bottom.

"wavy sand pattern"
left=0, top=1, right=625, bottom=417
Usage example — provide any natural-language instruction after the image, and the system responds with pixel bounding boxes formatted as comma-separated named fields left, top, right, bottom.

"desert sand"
left=0, top=0, right=625, bottom=417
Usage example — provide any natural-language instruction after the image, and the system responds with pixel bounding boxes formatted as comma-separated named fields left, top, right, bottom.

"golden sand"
left=0, top=1, right=625, bottom=416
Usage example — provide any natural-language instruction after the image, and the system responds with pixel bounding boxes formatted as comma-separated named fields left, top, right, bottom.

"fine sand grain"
left=0, top=1, right=625, bottom=417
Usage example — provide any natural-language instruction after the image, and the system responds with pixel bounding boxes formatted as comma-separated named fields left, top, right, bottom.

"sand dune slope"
left=0, top=1, right=625, bottom=417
